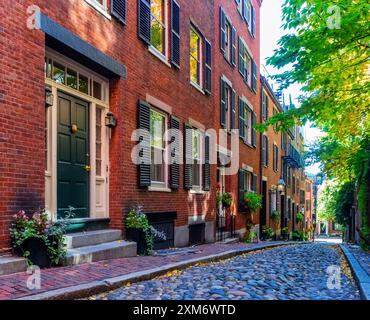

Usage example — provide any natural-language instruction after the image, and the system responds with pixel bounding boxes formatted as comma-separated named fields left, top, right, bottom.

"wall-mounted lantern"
left=45, top=86, right=54, bottom=107
left=105, top=112, right=117, bottom=129
left=278, top=177, right=286, bottom=193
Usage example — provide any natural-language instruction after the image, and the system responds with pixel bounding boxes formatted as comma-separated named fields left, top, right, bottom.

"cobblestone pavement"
left=0, top=242, right=275, bottom=300
left=346, top=244, right=370, bottom=277
left=89, top=243, right=360, bottom=300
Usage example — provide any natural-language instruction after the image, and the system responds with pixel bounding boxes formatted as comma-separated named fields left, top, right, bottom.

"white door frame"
left=44, top=49, right=110, bottom=221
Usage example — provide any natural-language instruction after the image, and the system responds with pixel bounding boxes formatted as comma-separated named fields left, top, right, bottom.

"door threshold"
left=60, top=217, right=111, bottom=234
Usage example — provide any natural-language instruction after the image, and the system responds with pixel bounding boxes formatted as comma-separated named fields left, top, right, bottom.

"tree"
left=317, top=181, right=337, bottom=223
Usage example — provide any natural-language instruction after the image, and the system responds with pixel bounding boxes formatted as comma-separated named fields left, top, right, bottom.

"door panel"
left=57, top=92, right=89, bottom=219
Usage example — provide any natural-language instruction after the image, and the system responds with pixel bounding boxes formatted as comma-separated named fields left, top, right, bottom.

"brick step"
left=218, top=237, right=240, bottom=244
left=65, top=229, right=122, bottom=249
left=0, top=256, right=27, bottom=276
left=64, top=240, right=137, bottom=266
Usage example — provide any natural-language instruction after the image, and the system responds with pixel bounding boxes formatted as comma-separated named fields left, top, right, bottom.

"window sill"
left=190, top=189, right=208, bottom=195
left=190, top=81, right=205, bottom=94
left=148, top=186, right=172, bottom=193
left=148, top=46, right=172, bottom=68
left=85, top=0, right=112, bottom=20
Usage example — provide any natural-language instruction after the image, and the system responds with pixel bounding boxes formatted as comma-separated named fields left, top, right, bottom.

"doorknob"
left=85, top=165, right=91, bottom=172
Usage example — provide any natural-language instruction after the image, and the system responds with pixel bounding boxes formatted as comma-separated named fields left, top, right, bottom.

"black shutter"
left=138, top=100, right=151, bottom=187
left=238, top=37, right=245, bottom=77
left=231, top=26, right=237, bottom=66
left=276, top=190, right=280, bottom=211
left=238, top=170, right=245, bottom=211
left=252, top=111, right=257, bottom=147
left=266, top=137, right=269, bottom=167
left=220, top=78, right=226, bottom=128
left=265, top=94, right=269, bottom=121
left=204, top=39, right=212, bottom=94
left=111, top=0, right=126, bottom=24
left=203, top=135, right=211, bottom=191
left=184, top=123, right=193, bottom=190
left=262, top=92, right=266, bottom=121
left=251, top=5, right=256, bottom=37
left=171, top=0, right=180, bottom=68
left=238, top=98, right=245, bottom=139
left=170, top=116, right=180, bottom=190
left=243, top=0, right=250, bottom=23
left=231, top=89, right=236, bottom=130
left=252, top=60, right=257, bottom=92
left=261, top=136, right=266, bottom=166
left=220, top=7, right=226, bottom=53
left=252, top=173, right=257, bottom=192
left=138, top=0, right=151, bottom=45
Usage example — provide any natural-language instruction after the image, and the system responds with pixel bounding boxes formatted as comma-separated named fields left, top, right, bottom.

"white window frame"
left=149, top=108, right=169, bottom=189
left=85, top=0, right=111, bottom=20
left=243, top=170, right=253, bottom=192
left=192, top=129, right=203, bottom=192
left=149, top=0, right=170, bottom=64
left=190, top=26, right=204, bottom=90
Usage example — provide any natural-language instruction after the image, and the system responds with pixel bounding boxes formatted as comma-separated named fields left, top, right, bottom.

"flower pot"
left=22, top=237, right=51, bottom=268
left=126, top=228, right=148, bottom=255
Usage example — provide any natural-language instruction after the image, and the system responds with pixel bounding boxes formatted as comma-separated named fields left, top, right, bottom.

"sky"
left=260, top=0, right=322, bottom=175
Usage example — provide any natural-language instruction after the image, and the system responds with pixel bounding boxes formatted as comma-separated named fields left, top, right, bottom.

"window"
left=273, top=107, right=278, bottom=132
left=190, top=28, right=201, bottom=86
left=242, top=171, right=253, bottom=191
left=96, top=108, right=103, bottom=176
left=224, top=20, right=232, bottom=62
left=192, top=130, right=202, bottom=189
left=262, top=91, right=269, bottom=122
left=46, top=55, right=106, bottom=102
left=150, top=109, right=167, bottom=186
left=238, top=37, right=252, bottom=86
left=243, top=0, right=251, bottom=25
left=273, top=144, right=279, bottom=172
left=245, top=106, right=252, bottom=145
left=85, top=0, right=110, bottom=17
left=151, top=0, right=166, bottom=55
left=262, top=135, right=269, bottom=167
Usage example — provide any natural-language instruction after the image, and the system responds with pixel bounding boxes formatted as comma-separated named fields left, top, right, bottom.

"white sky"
left=260, top=0, right=322, bottom=175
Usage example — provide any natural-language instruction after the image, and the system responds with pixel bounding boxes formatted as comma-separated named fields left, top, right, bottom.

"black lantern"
left=105, top=112, right=117, bottom=128
left=277, top=177, right=286, bottom=193
left=45, top=86, right=53, bottom=107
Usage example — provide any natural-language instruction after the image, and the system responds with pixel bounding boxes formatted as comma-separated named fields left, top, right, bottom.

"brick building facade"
left=0, top=0, right=312, bottom=254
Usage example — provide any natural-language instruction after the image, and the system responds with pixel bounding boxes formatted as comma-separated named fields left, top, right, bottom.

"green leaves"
left=267, top=0, right=370, bottom=183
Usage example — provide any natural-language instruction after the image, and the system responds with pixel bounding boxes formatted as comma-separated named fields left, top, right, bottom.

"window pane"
left=190, top=30, right=200, bottom=60
left=96, top=108, right=102, bottom=176
left=53, top=62, right=65, bottom=84
left=79, top=74, right=89, bottom=94
left=151, top=147, right=165, bottom=182
left=151, top=0, right=164, bottom=21
left=66, top=69, right=78, bottom=90
left=193, top=160, right=200, bottom=186
left=150, top=111, right=165, bottom=148
left=151, top=19, right=165, bottom=54
left=93, top=81, right=102, bottom=100
left=190, top=56, right=200, bottom=84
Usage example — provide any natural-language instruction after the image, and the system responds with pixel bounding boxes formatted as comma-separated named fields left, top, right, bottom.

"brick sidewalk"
left=346, top=245, right=370, bottom=277
left=0, top=242, right=284, bottom=300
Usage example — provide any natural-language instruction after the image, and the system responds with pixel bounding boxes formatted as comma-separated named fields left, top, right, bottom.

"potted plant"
left=125, top=206, right=166, bottom=256
left=244, top=223, right=257, bottom=243
left=281, top=227, right=290, bottom=241
left=271, top=211, right=281, bottom=224
left=10, top=208, right=73, bottom=268
left=261, top=226, right=274, bottom=241
left=243, top=192, right=262, bottom=213
left=292, top=230, right=304, bottom=241
left=221, top=192, right=233, bottom=208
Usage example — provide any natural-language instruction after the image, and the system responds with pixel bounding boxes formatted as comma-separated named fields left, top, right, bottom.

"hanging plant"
left=221, top=192, right=233, bottom=208
left=296, top=212, right=304, bottom=223
left=271, top=210, right=281, bottom=223
left=243, top=192, right=262, bottom=213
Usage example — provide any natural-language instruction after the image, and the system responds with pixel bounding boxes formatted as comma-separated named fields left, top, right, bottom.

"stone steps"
left=65, top=229, right=122, bottom=249
left=64, top=240, right=137, bottom=266
left=0, top=256, right=27, bottom=276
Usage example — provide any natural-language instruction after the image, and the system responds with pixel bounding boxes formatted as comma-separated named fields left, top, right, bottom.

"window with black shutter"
left=111, top=0, right=126, bottom=24
left=252, top=173, right=257, bottom=192
left=184, top=123, right=193, bottom=190
left=231, top=89, right=236, bottom=130
left=252, top=60, right=257, bottom=92
left=220, top=78, right=226, bottom=128
left=238, top=97, right=245, bottom=140
left=220, top=7, right=226, bottom=53
left=138, top=101, right=151, bottom=187
left=204, top=39, right=212, bottom=94
left=171, top=0, right=180, bottom=68
left=252, top=111, right=257, bottom=147
left=170, top=116, right=180, bottom=189
left=261, top=135, right=266, bottom=166
left=203, top=135, right=211, bottom=191
left=231, top=26, right=237, bottom=67
left=251, top=4, right=256, bottom=37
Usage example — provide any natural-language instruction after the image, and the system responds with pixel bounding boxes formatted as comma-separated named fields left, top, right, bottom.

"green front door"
left=57, top=92, right=89, bottom=219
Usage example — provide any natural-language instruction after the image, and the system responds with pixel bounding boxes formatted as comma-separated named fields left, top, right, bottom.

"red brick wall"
left=0, top=0, right=220, bottom=250
left=213, top=0, right=262, bottom=233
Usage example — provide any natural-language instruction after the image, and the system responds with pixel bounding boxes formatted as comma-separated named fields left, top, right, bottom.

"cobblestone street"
left=89, top=243, right=360, bottom=300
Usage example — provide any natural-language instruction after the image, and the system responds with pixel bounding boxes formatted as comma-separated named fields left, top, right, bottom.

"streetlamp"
left=277, top=177, right=286, bottom=193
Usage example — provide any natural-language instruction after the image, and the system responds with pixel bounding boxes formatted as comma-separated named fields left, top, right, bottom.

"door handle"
left=85, top=165, right=91, bottom=172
